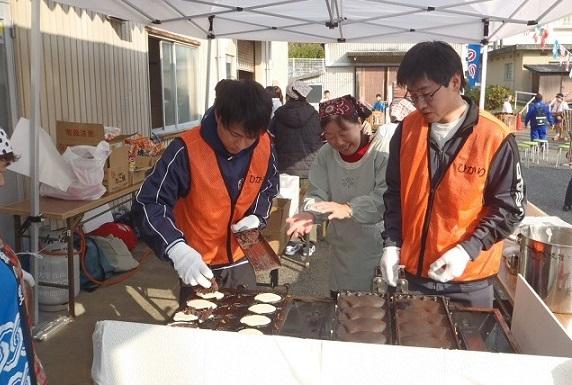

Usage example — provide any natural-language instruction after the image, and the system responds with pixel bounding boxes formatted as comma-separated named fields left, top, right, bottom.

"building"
left=487, top=44, right=572, bottom=98
left=0, top=0, right=288, bottom=245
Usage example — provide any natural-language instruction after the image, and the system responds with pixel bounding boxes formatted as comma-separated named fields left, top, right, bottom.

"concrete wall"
left=254, top=41, right=289, bottom=94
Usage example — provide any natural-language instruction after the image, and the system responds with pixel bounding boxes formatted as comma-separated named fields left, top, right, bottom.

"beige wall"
left=254, top=41, right=288, bottom=93
left=11, top=0, right=152, bottom=137
left=487, top=49, right=557, bottom=93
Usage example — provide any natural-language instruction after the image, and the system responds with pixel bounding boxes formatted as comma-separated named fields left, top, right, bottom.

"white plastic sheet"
left=7, top=118, right=73, bottom=191
left=92, top=320, right=572, bottom=385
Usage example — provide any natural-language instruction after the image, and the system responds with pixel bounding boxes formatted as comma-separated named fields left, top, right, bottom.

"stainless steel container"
left=519, top=225, right=572, bottom=314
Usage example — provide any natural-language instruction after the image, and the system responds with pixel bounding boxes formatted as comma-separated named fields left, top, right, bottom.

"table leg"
left=13, top=215, right=22, bottom=252
left=66, top=218, right=76, bottom=318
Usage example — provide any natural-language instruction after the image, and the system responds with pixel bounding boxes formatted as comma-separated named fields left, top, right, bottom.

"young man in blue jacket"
left=133, top=79, right=279, bottom=303
left=525, top=93, right=554, bottom=140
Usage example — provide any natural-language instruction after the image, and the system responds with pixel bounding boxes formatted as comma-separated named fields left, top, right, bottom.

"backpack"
left=535, top=104, right=548, bottom=126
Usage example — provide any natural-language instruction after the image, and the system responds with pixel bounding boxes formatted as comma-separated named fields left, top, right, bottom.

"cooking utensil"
left=519, top=225, right=572, bottom=314
left=235, top=230, right=282, bottom=273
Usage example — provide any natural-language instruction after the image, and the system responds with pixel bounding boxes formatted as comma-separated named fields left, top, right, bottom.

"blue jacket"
left=525, top=101, right=554, bottom=129
left=132, top=108, right=279, bottom=260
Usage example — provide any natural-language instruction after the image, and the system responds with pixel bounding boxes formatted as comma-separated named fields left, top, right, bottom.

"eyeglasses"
left=406, top=85, right=442, bottom=105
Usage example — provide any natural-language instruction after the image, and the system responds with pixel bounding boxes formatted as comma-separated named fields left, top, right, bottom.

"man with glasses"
left=380, top=41, right=525, bottom=307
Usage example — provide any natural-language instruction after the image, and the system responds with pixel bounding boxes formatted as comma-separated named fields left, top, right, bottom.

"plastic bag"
left=40, top=141, right=111, bottom=200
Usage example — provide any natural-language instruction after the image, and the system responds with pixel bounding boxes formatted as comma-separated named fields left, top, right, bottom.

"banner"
left=466, top=44, right=481, bottom=89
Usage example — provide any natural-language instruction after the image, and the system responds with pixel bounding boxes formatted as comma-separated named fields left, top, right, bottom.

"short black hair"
left=375, top=93, right=382, bottom=98
left=557, top=92, right=564, bottom=98
left=535, top=93, right=543, bottom=102
left=397, top=41, right=466, bottom=90
left=214, top=79, right=272, bottom=137
left=324, top=90, right=330, bottom=94
left=0, top=152, right=18, bottom=164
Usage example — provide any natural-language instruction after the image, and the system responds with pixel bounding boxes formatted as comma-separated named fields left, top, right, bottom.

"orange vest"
left=400, top=110, right=511, bottom=282
left=173, top=127, right=271, bottom=266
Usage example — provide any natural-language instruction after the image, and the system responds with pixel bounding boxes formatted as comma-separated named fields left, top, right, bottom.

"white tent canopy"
left=59, top=0, right=570, bottom=44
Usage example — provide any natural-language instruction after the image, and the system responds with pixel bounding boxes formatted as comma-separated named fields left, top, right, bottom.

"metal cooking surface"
left=334, top=292, right=392, bottom=345
left=394, top=294, right=461, bottom=349
left=168, top=288, right=289, bottom=334
left=450, top=307, right=519, bottom=353
left=279, top=298, right=336, bottom=340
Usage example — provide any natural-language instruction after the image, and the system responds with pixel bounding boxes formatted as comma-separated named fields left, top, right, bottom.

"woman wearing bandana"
left=0, top=128, right=47, bottom=385
left=286, top=95, right=388, bottom=295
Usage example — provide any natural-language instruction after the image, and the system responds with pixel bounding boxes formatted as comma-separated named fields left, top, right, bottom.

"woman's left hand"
left=309, top=201, right=352, bottom=220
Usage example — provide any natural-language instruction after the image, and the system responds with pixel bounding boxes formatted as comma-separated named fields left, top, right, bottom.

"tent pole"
left=29, top=0, right=41, bottom=327
left=479, top=44, right=488, bottom=110
left=205, top=38, right=212, bottom=111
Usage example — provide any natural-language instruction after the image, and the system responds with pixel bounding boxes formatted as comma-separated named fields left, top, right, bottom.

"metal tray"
left=168, top=288, right=290, bottom=335
left=279, top=296, right=336, bottom=340
left=449, top=306, right=520, bottom=353
left=333, top=291, right=392, bottom=345
left=393, top=294, right=462, bottom=349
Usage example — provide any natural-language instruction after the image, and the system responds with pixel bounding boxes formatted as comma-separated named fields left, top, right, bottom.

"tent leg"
left=479, top=43, right=489, bottom=110
left=205, top=37, right=212, bottom=112
left=29, top=0, right=41, bottom=327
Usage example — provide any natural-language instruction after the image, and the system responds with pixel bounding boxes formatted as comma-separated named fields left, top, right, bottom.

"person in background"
left=381, top=41, right=525, bottom=307
left=525, top=93, right=553, bottom=141
left=376, top=98, right=416, bottom=152
left=550, top=92, right=569, bottom=141
left=0, top=128, right=48, bottom=385
left=266, top=85, right=283, bottom=119
left=372, top=94, right=386, bottom=112
left=502, top=95, right=513, bottom=114
left=286, top=95, right=388, bottom=295
left=320, top=90, right=331, bottom=103
left=271, top=80, right=322, bottom=180
left=133, top=79, right=278, bottom=303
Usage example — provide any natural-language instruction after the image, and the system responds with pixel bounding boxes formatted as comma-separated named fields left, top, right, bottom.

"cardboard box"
left=129, top=170, right=147, bottom=185
left=56, top=121, right=132, bottom=192
left=261, top=198, right=291, bottom=255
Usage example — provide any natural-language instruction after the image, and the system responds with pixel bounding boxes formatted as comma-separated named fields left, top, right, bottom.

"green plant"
left=288, top=43, right=325, bottom=58
left=464, top=85, right=513, bottom=111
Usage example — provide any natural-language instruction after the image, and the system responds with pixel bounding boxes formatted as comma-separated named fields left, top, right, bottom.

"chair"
left=555, top=143, right=571, bottom=168
left=517, top=142, right=532, bottom=168
left=533, top=139, right=548, bottom=161
left=520, top=141, right=539, bottom=164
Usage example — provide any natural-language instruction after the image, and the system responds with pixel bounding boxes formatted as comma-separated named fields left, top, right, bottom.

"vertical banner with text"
left=466, top=44, right=481, bottom=89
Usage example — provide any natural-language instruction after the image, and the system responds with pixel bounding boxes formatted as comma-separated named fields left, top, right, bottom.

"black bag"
left=535, top=106, right=548, bottom=126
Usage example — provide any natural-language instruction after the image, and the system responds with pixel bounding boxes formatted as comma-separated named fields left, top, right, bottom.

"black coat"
left=270, top=100, right=323, bottom=178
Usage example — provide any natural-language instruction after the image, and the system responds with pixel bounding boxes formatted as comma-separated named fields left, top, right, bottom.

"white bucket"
left=38, top=242, right=80, bottom=307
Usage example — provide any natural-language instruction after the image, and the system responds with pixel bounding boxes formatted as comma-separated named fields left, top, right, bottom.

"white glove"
left=379, top=246, right=400, bottom=287
left=231, top=215, right=260, bottom=233
left=428, top=245, right=471, bottom=283
left=168, top=242, right=213, bottom=288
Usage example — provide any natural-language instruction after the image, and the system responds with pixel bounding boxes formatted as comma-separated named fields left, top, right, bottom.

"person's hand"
left=231, top=215, right=260, bottom=233
left=168, top=242, right=213, bottom=288
left=286, top=212, right=315, bottom=238
left=428, top=245, right=471, bottom=283
left=309, top=201, right=352, bottom=220
left=379, top=246, right=400, bottom=287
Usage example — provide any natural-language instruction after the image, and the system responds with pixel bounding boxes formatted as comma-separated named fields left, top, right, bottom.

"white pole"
left=205, top=37, right=212, bottom=112
left=479, top=43, right=488, bottom=110
left=29, top=0, right=41, bottom=326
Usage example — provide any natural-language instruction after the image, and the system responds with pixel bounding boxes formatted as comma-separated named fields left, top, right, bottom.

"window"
left=156, top=41, right=199, bottom=133
left=226, top=54, right=235, bottom=79
left=504, top=63, right=513, bottom=81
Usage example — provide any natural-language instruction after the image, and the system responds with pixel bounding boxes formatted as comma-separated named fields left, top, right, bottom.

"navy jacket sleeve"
left=382, top=123, right=403, bottom=247
left=132, top=138, right=189, bottom=260
left=248, top=143, right=280, bottom=227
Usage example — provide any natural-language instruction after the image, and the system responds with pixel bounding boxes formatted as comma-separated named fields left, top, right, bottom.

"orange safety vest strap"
left=174, top=127, right=271, bottom=266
